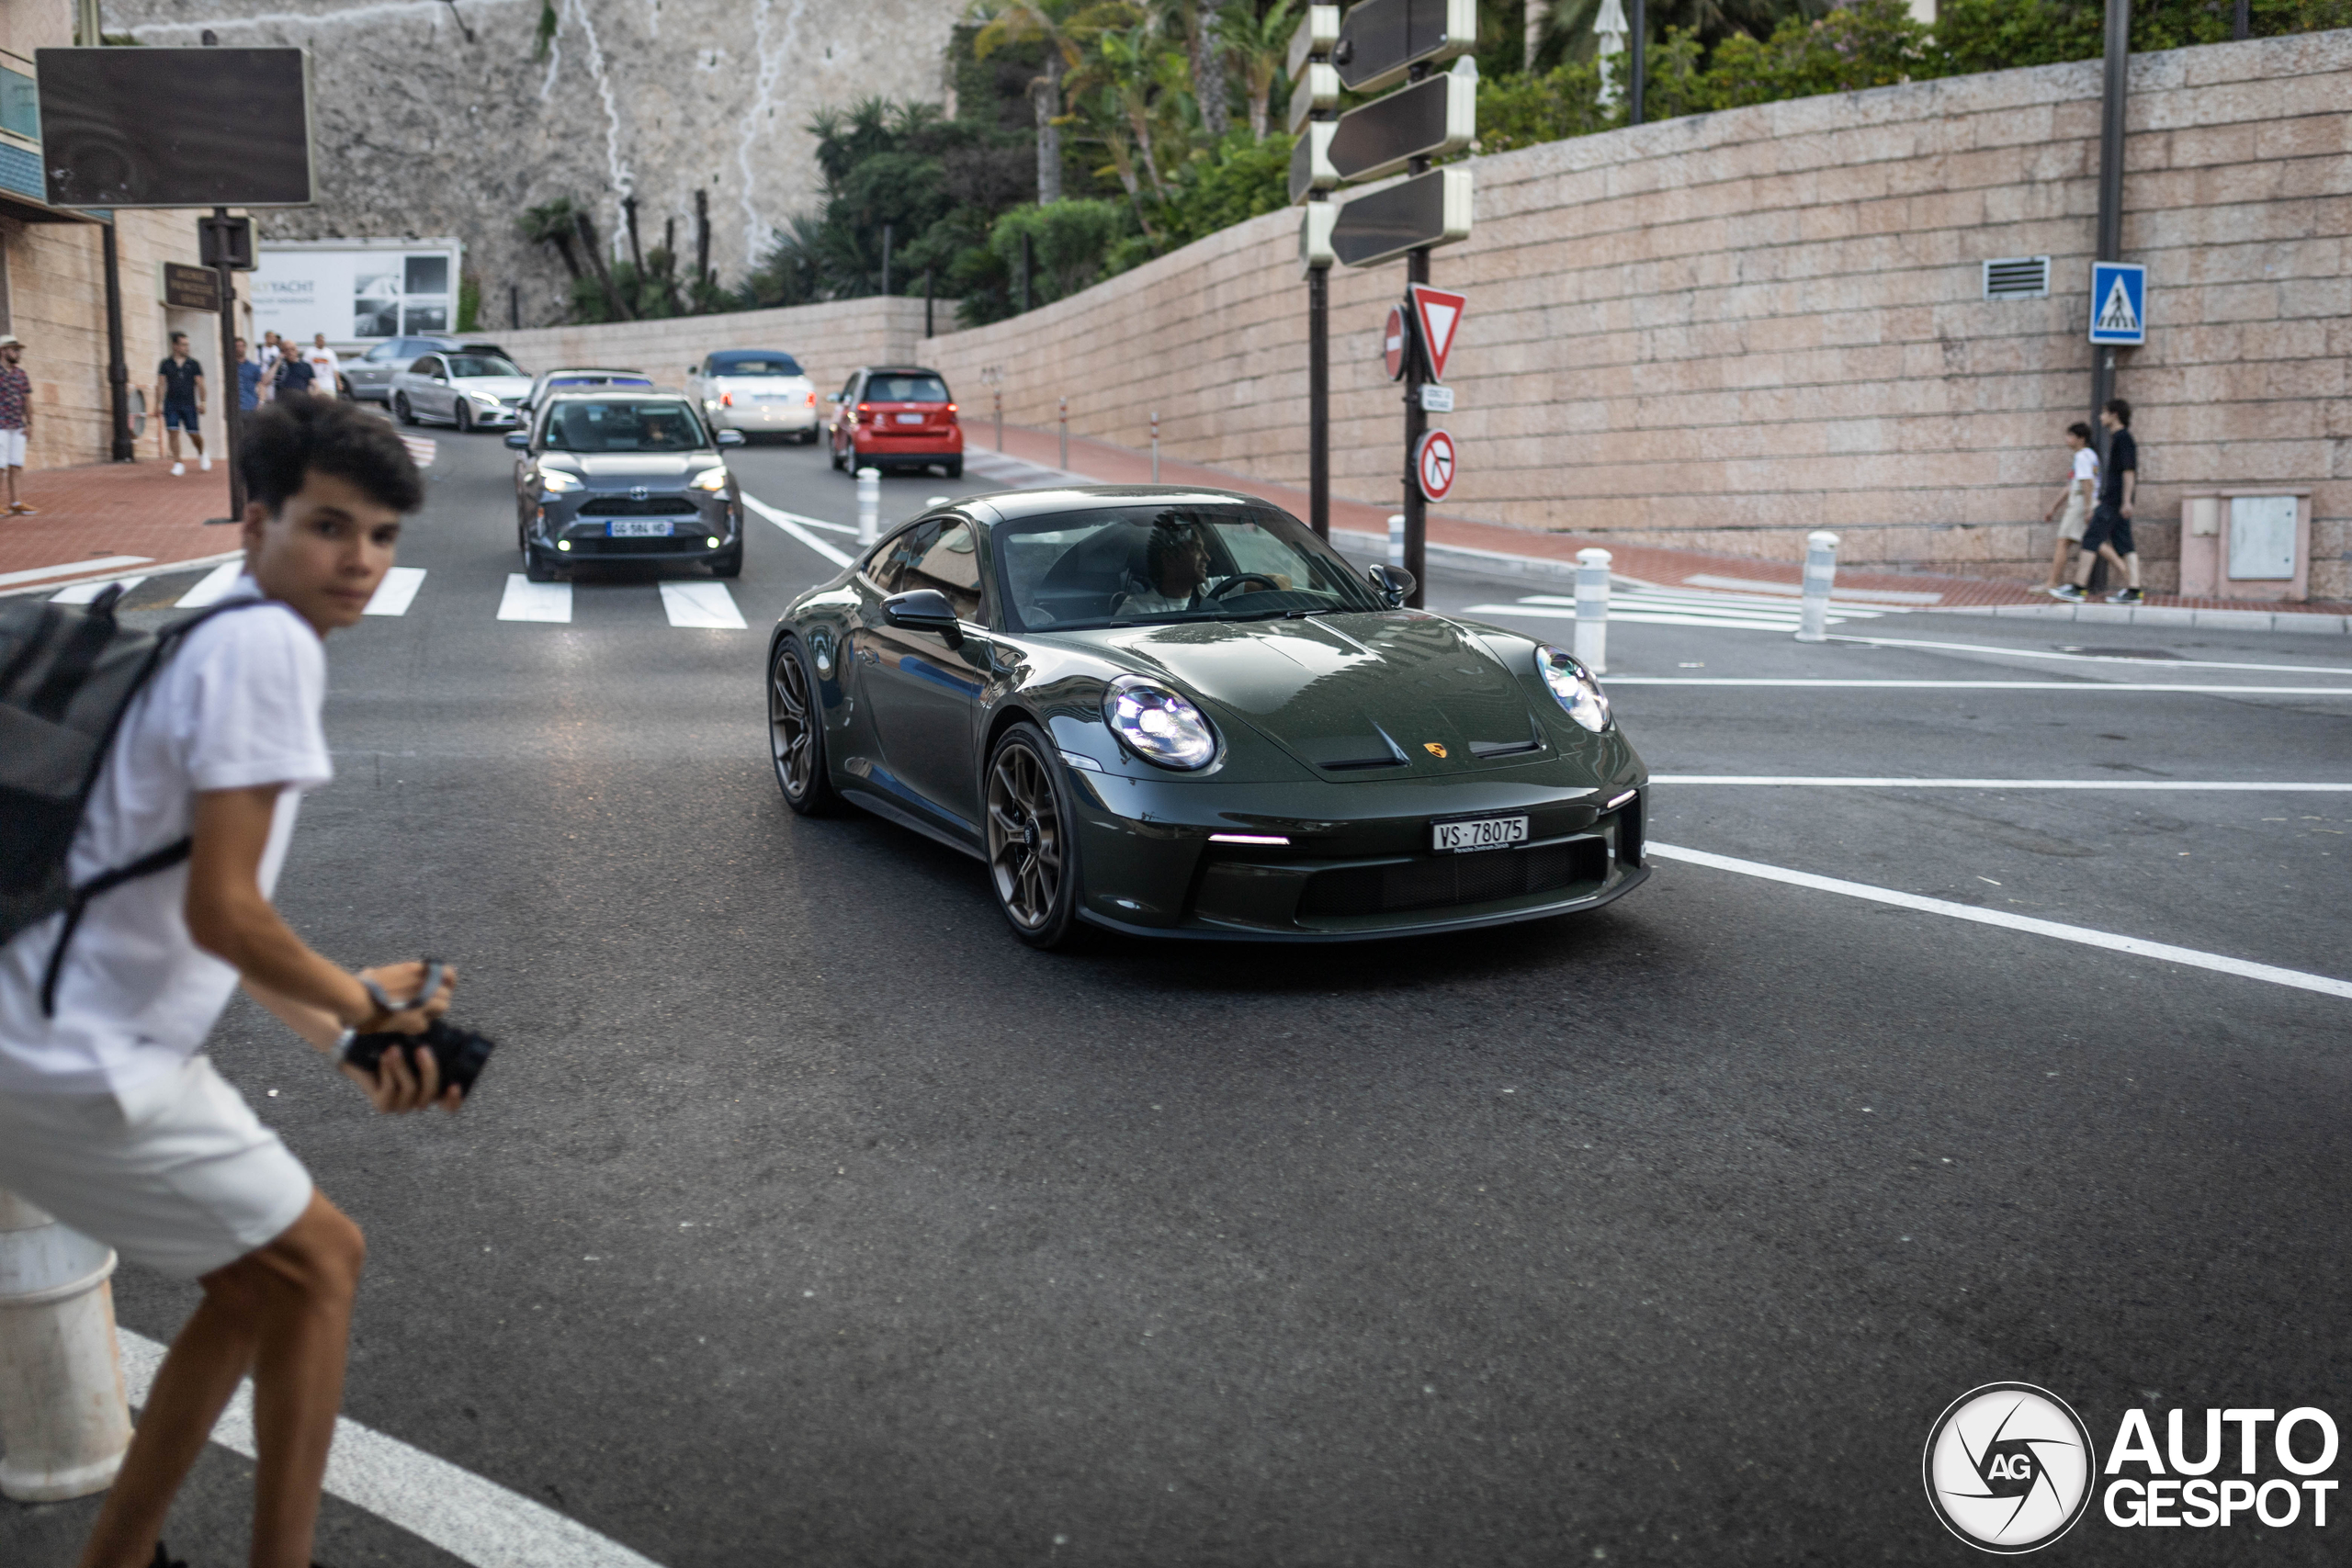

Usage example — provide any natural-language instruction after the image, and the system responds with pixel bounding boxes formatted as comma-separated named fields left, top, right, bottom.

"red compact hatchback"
left=828, top=366, right=963, bottom=479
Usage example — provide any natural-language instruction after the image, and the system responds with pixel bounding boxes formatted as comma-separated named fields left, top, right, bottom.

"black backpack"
left=0, top=582, right=275, bottom=1015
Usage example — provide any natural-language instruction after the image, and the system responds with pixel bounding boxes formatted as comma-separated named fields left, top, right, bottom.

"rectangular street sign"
left=1419, top=384, right=1454, bottom=412
left=1331, top=0, right=1478, bottom=95
left=1287, top=4, right=1340, bottom=82
left=163, top=261, right=220, bottom=312
left=1330, top=167, right=1473, bottom=268
left=2088, top=261, right=2146, bottom=345
left=40, top=47, right=316, bottom=208
left=1290, top=121, right=1338, bottom=205
left=1286, top=61, right=1340, bottom=136
left=1328, top=72, right=1475, bottom=186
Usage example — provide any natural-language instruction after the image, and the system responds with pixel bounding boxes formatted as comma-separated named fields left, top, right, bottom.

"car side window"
left=413, top=355, right=443, bottom=378
left=875, top=517, right=984, bottom=623
left=364, top=343, right=395, bottom=362
left=868, top=520, right=940, bottom=598
left=841, top=374, right=861, bottom=402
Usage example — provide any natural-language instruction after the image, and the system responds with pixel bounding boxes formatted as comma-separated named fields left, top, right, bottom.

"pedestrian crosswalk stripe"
left=364, top=567, right=426, bottom=616
left=1464, top=584, right=1895, bottom=632
left=176, top=560, right=247, bottom=607
left=659, top=581, right=747, bottom=629
left=51, top=576, right=148, bottom=604
left=498, top=573, right=572, bottom=623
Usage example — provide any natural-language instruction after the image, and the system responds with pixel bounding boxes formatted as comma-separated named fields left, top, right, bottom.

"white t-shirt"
left=305, top=345, right=341, bottom=389
left=2071, top=448, right=2099, bottom=492
left=0, top=582, right=333, bottom=1095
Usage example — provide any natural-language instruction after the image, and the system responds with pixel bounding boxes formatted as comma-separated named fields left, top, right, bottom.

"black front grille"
left=1296, top=838, right=1608, bottom=919
left=580, top=495, right=697, bottom=515
left=572, top=535, right=711, bottom=555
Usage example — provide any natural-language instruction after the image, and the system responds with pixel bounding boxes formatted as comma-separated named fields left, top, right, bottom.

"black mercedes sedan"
left=765, top=485, right=1647, bottom=948
left=506, top=392, right=747, bottom=580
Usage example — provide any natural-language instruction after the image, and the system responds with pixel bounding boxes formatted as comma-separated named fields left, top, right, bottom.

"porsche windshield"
left=996, top=504, right=1387, bottom=630
left=543, top=400, right=707, bottom=452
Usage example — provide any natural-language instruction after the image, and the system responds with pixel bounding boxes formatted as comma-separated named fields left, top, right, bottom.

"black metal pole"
left=509, top=281, right=520, bottom=330
left=2091, top=0, right=2129, bottom=441
left=1628, top=0, right=1645, bottom=126
left=1307, top=256, right=1329, bottom=540
left=1019, top=232, right=1033, bottom=314
left=211, top=208, right=245, bottom=520
left=880, top=222, right=893, bottom=298
left=2233, top=0, right=2249, bottom=39
left=923, top=267, right=935, bottom=338
left=1399, top=64, right=1431, bottom=612
left=100, top=220, right=133, bottom=462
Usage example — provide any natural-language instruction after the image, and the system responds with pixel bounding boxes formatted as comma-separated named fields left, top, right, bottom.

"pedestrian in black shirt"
left=153, top=332, right=209, bottom=476
left=263, top=339, right=317, bottom=402
left=2054, top=399, right=2143, bottom=604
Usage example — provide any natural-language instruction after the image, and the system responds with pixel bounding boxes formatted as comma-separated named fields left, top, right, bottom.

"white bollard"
left=855, top=467, right=880, bottom=547
left=0, top=1190, right=133, bottom=1502
left=1573, top=547, right=1611, bottom=674
left=1796, top=529, right=1838, bottom=643
left=1387, top=513, right=1406, bottom=569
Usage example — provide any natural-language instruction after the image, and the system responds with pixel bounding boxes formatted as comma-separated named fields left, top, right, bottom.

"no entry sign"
left=1415, top=429, right=1456, bottom=502
left=1384, top=303, right=1408, bottom=380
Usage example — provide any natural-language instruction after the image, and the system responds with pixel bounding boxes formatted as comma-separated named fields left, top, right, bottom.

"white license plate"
left=894, top=412, right=925, bottom=424
left=1432, top=815, right=1529, bottom=853
left=607, top=519, right=674, bottom=537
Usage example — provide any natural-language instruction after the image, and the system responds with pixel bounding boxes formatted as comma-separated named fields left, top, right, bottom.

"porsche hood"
left=1096, top=613, right=1554, bottom=775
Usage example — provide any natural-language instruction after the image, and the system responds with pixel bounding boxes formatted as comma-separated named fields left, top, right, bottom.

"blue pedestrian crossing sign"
left=2088, top=262, right=2146, bottom=345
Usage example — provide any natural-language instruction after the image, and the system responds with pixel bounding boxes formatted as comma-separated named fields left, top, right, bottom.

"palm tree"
left=519, top=197, right=584, bottom=279
left=1066, top=21, right=1184, bottom=206
left=1217, top=0, right=1294, bottom=140
left=970, top=0, right=1105, bottom=203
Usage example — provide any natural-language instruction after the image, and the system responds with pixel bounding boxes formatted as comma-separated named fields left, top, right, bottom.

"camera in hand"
left=343, top=1019, right=496, bottom=1099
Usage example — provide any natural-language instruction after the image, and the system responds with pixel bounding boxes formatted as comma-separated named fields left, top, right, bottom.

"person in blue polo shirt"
left=233, top=336, right=264, bottom=412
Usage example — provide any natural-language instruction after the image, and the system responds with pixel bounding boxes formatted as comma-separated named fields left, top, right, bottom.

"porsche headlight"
left=1102, top=677, right=1217, bottom=770
left=1536, top=646, right=1612, bottom=733
left=538, top=469, right=582, bottom=493
left=688, top=466, right=730, bottom=492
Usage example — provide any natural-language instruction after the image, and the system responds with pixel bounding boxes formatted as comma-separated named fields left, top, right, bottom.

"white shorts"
left=0, top=427, right=24, bottom=468
left=2057, top=495, right=2089, bottom=543
left=0, top=1056, right=313, bottom=1279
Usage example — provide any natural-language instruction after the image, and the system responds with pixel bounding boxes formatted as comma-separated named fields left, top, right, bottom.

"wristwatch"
left=332, top=1026, right=358, bottom=1066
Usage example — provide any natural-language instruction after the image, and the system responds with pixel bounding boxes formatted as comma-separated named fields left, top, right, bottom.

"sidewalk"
left=970, top=424, right=2352, bottom=634
left=0, top=457, right=244, bottom=597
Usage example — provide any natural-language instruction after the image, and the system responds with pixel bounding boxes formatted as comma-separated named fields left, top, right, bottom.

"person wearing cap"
left=0, top=334, right=30, bottom=515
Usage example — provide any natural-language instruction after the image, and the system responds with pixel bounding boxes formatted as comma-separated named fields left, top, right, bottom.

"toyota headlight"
left=1536, top=646, right=1612, bottom=733
left=538, top=469, right=582, bottom=493
left=1102, top=676, right=1217, bottom=770
left=688, top=466, right=729, bottom=492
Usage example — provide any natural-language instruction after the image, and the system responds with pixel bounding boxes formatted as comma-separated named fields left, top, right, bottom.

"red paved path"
left=976, top=425, right=2348, bottom=616
left=1, top=458, right=243, bottom=592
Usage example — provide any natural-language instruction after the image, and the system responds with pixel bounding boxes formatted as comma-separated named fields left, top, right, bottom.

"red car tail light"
left=720, top=391, right=734, bottom=407
left=806, top=390, right=816, bottom=405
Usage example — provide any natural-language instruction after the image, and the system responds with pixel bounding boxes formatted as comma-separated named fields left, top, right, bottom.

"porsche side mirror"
left=1370, top=563, right=1416, bottom=605
left=882, top=588, right=964, bottom=648
left=716, top=428, right=746, bottom=447
left=503, top=431, right=529, bottom=450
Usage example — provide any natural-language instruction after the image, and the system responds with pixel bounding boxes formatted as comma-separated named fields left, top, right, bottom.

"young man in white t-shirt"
left=2040, top=421, right=2099, bottom=594
left=304, top=333, right=342, bottom=399
left=0, top=397, right=456, bottom=1568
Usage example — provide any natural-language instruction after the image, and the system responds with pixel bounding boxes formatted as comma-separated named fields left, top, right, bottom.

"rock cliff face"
left=107, top=0, right=966, bottom=325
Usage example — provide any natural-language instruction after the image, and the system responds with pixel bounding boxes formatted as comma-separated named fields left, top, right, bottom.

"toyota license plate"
left=1432, top=815, right=1529, bottom=853
left=895, top=412, right=925, bottom=424
left=607, top=519, right=674, bottom=537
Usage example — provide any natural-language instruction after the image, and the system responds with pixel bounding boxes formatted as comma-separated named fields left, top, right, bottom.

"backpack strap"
left=39, top=836, right=193, bottom=1016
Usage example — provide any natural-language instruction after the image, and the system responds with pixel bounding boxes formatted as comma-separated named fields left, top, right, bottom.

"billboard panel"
left=37, top=47, right=312, bottom=209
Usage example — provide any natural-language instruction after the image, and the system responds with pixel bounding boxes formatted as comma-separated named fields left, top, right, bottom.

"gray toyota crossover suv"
left=507, top=391, right=747, bottom=580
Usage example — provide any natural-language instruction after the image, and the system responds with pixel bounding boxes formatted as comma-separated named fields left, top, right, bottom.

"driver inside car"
left=1114, top=520, right=1289, bottom=617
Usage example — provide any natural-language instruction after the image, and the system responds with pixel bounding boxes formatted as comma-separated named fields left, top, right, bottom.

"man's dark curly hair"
left=238, top=396, right=424, bottom=515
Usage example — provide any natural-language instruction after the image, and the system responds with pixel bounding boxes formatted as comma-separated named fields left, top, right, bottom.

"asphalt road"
left=6, top=429, right=2347, bottom=1567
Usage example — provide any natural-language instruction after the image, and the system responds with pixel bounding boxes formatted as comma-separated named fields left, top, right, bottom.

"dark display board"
left=38, top=47, right=312, bottom=209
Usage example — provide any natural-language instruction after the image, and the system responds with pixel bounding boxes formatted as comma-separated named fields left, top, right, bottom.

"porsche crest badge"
left=1423, top=742, right=1448, bottom=758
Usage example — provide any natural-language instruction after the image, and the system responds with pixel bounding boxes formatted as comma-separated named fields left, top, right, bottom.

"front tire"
left=394, top=392, right=417, bottom=425
left=985, top=722, right=1083, bottom=949
left=456, top=401, right=474, bottom=434
left=769, top=637, right=842, bottom=817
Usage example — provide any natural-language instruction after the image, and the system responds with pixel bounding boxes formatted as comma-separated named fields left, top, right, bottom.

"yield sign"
left=1409, top=284, right=1466, bottom=383
left=1415, top=429, right=1457, bottom=502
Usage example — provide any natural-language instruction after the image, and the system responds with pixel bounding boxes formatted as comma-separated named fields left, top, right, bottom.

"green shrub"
left=988, top=198, right=1136, bottom=304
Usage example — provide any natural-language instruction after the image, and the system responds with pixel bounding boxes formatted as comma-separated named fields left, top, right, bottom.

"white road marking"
left=1645, top=841, right=2352, bottom=1001
left=51, top=576, right=148, bottom=604
left=741, top=494, right=854, bottom=567
left=117, top=1331, right=662, bottom=1568
left=497, top=573, right=573, bottom=623
left=1650, top=775, right=2352, bottom=791
left=1683, top=573, right=1945, bottom=604
left=1467, top=604, right=1874, bottom=632
left=363, top=566, right=427, bottom=616
left=400, top=434, right=438, bottom=468
left=659, top=580, right=747, bottom=629
left=0, top=554, right=153, bottom=590
left=175, top=560, right=248, bottom=607
left=1604, top=678, right=2352, bottom=693
left=1826, top=633, right=2352, bottom=676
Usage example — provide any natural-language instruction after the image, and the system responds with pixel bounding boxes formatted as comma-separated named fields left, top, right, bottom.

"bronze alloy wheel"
left=985, top=728, right=1072, bottom=942
left=768, top=640, right=837, bottom=815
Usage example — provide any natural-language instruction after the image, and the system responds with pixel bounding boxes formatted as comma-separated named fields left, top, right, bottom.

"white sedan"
left=684, top=349, right=820, bottom=443
left=390, top=350, right=534, bottom=432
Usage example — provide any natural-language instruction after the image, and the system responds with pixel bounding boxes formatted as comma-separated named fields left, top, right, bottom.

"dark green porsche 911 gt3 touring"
left=765, top=486, right=1647, bottom=947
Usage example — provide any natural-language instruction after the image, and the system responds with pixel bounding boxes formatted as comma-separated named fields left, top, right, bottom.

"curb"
left=0, top=551, right=243, bottom=602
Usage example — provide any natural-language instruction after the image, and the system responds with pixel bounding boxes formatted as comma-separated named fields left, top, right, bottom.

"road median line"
left=742, top=495, right=854, bottom=567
